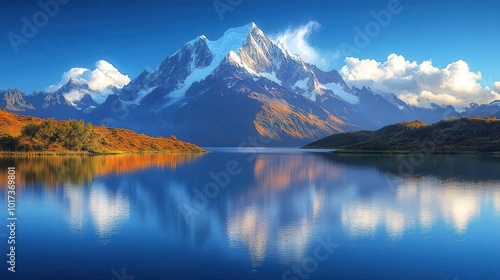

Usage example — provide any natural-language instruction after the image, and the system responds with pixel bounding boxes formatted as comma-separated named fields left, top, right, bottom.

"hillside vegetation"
left=0, top=110, right=204, bottom=154
left=304, top=118, right=500, bottom=153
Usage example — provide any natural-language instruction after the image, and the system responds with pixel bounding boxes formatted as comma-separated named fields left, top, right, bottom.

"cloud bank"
left=272, top=21, right=499, bottom=109
left=273, top=21, right=338, bottom=70
left=46, top=60, right=131, bottom=92
left=495, top=82, right=500, bottom=94
left=340, top=54, right=500, bottom=108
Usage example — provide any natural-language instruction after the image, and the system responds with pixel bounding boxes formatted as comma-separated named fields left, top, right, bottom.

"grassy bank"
left=0, top=109, right=205, bottom=154
left=305, top=118, right=500, bottom=154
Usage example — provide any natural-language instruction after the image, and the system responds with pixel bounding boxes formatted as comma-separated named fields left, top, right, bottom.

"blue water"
left=0, top=149, right=499, bottom=279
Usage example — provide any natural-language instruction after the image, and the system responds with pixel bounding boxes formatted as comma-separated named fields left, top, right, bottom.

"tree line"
left=0, top=119, right=102, bottom=152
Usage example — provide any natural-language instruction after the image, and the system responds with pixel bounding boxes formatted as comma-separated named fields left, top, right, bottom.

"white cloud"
left=340, top=53, right=500, bottom=108
left=273, top=21, right=338, bottom=70
left=46, top=60, right=131, bottom=92
left=495, top=82, right=500, bottom=94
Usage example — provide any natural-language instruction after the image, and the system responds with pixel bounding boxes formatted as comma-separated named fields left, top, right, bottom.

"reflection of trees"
left=0, top=154, right=202, bottom=188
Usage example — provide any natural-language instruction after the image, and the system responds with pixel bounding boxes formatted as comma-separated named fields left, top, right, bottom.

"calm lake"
left=1, top=148, right=500, bottom=279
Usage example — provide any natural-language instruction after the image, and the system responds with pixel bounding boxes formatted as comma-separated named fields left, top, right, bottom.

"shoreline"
left=302, top=148, right=500, bottom=156
left=0, top=149, right=207, bottom=157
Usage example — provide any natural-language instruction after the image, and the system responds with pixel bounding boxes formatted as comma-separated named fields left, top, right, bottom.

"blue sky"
left=1, top=0, right=500, bottom=104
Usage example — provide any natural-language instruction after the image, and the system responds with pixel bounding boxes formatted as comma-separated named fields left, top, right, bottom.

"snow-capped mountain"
left=88, top=22, right=455, bottom=146
left=54, top=78, right=119, bottom=113
left=0, top=87, right=83, bottom=119
left=462, top=100, right=500, bottom=117
left=120, top=23, right=356, bottom=107
left=2, top=23, right=482, bottom=146
left=54, top=78, right=98, bottom=111
left=0, top=77, right=122, bottom=119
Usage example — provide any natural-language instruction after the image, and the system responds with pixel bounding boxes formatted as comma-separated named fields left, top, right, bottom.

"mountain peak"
left=57, top=78, right=84, bottom=93
left=489, top=100, right=500, bottom=106
left=68, top=77, right=79, bottom=85
left=247, top=22, right=259, bottom=31
left=221, top=22, right=264, bottom=40
left=187, top=35, right=208, bottom=46
left=185, top=23, right=261, bottom=48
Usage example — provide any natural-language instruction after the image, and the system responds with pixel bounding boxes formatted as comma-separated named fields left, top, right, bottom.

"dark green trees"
left=3, top=119, right=100, bottom=152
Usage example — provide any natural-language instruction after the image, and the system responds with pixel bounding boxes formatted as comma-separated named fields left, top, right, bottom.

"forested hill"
left=304, top=118, right=500, bottom=153
left=0, top=110, right=204, bottom=154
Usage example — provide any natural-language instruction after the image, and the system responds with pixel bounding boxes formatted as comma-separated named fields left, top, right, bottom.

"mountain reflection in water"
left=1, top=151, right=499, bottom=279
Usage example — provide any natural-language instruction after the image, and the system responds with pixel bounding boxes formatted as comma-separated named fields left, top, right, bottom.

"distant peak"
left=185, top=22, right=264, bottom=49
left=186, top=35, right=208, bottom=46
left=68, top=77, right=79, bottom=85
left=238, top=22, right=257, bottom=29
left=139, top=70, right=151, bottom=76
left=195, top=35, right=207, bottom=42
left=223, top=22, right=263, bottom=37
left=248, top=22, right=265, bottom=34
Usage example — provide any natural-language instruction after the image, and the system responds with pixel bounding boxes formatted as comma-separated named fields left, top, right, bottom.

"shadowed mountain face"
left=3, top=23, right=495, bottom=146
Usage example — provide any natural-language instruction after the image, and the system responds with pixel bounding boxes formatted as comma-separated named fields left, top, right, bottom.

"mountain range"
left=2, top=23, right=499, bottom=146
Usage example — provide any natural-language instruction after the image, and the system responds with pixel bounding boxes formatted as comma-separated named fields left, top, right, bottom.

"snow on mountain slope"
left=45, top=77, right=121, bottom=113
left=320, top=82, right=359, bottom=105
left=168, top=23, right=257, bottom=102
left=122, top=22, right=332, bottom=107
left=227, top=51, right=258, bottom=75
left=89, top=89, right=118, bottom=105
left=261, top=72, right=282, bottom=85
left=294, top=78, right=309, bottom=90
